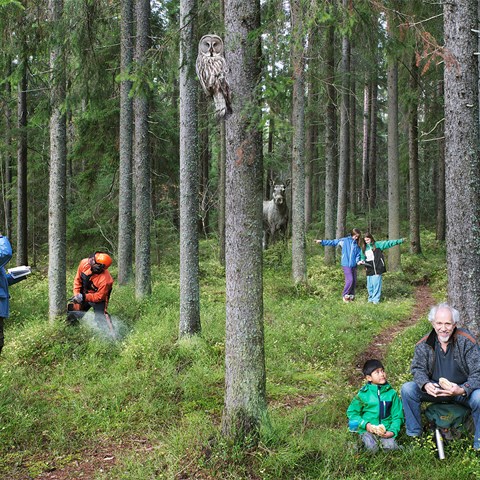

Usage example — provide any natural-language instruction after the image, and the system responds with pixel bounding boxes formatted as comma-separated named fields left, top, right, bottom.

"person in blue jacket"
left=315, top=228, right=363, bottom=302
left=359, top=232, right=405, bottom=304
left=0, top=235, right=27, bottom=354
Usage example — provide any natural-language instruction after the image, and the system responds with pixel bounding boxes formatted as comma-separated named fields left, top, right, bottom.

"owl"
left=196, top=34, right=232, bottom=119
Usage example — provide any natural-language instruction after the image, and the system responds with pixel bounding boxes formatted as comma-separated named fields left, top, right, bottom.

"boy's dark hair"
left=363, top=359, right=384, bottom=376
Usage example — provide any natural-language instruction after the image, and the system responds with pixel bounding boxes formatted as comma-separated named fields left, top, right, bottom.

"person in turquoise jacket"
left=0, top=235, right=27, bottom=354
left=315, top=228, right=363, bottom=302
left=347, top=359, right=404, bottom=452
left=359, top=232, right=405, bottom=304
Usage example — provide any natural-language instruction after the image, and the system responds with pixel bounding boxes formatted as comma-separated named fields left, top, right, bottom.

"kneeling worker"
left=68, top=252, right=114, bottom=330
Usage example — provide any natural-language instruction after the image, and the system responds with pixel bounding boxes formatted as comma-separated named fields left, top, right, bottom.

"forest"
left=0, top=0, right=480, bottom=478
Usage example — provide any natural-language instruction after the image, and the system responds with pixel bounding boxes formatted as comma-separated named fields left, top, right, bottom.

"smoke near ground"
left=79, top=311, right=129, bottom=341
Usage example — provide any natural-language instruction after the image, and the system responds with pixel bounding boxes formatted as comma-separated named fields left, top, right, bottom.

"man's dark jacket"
left=411, top=327, right=480, bottom=397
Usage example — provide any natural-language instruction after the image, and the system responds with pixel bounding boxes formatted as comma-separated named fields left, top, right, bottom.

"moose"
left=263, top=179, right=290, bottom=249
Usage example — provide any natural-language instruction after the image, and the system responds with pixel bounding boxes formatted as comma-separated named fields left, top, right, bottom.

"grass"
left=1, top=230, right=479, bottom=479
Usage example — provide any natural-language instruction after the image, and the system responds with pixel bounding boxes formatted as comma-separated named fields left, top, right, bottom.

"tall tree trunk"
left=48, top=0, right=67, bottom=321
left=387, top=60, right=401, bottom=271
left=117, top=0, right=134, bottom=285
left=304, top=111, right=313, bottom=229
left=349, top=59, right=356, bottom=214
left=134, top=0, right=151, bottom=298
left=408, top=57, right=421, bottom=254
left=265, top=135, right=274, bottom=198
left=323, top=17, right=337, bottom=264
left=336, top=4, right=350, bottom=238
left=218, top=119, right=226, bottom=265
left=198, top=98, right=209, bottom=236
left=291, top=0, right=306, bottom=284
left=361, top=79, right=369, bottom=210
left=179, top=0, right=200, bottom=338
left=436, top=82, right=445, bottom=241
left=367, top=78, right=377, bottom=211
left=16, top=56, right=28, bottom=266
left=4, top=57, right=12, bottom=238
left=444, top=0, right=480, bottom=333
left=222, top=0, right=266, bottom=441
left=218, top=0, right=226, bottom=266
left=305, top=22, right=319, bottom=228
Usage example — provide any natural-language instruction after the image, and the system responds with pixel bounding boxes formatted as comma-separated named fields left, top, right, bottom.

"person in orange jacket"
left=67, top=252, right=114, bottom=328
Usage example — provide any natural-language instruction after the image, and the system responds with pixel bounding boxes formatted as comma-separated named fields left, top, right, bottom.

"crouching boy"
left=347, top=359, right=404, bottom=452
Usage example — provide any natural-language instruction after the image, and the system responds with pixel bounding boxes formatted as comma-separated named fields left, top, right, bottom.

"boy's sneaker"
left=343, top=296, right=350, bottom=303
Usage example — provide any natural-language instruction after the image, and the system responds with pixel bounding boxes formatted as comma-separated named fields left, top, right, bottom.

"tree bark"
left=16, top=54, right=28, bottom=266
left=323, top=15, right=337, bottom=265
left=305, top=21, right=319, bottom=228
left=218, top=0, right=226, bottom=267
left=444, top=0, right=480, bottom=333
left=218, top=119, right=226, bottom=265
left=367, top=78, right=377, bottom=211
left=3, top=56, right=13, bottom=239
left=222, top=0, right=267, bottom=441
left=179, top=0, right=201, bottom=338
left=48, top=0, right=67, bottom=321
left=291, top=0, right=306, bottom=284
left=436, top=81, right=446, bottom=242
left=198, top=95, right=209, bottom=236
left=336, top=3, right=350, bottom=239
left=387, top=60, right=401, bottom=271
left=134, top=0, right=151, bottom=298
left=361, top=79, right=369, bottom=210
left=349, top=59, right=356, bottom=214
left=118, top=0, right=134, bottom=285
left=408, top=56, right=421, bottom=254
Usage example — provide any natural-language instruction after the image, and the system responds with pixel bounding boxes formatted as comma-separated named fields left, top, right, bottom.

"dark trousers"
left=67, top=301, right=109, bottom=327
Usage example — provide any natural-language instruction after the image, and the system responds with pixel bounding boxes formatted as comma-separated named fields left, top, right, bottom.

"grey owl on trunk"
left=196, top=34, right=232, bottom=119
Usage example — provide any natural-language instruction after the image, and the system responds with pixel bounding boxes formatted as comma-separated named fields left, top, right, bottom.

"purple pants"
left=342, top=266, right=357, bottom=297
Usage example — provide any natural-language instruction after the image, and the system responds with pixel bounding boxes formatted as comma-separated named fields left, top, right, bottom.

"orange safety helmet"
left=94, top=252, right=112, bottom=269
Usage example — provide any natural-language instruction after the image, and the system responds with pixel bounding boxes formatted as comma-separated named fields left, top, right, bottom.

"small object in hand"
left=439, top=377, right=455, bottom=390
left=370, top=424, right=386, bottom=435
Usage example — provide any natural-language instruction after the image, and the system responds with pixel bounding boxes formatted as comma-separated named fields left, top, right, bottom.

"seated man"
left=401, top=303, right=480, bottom=450
left=67, top=252, right=114, bottom=330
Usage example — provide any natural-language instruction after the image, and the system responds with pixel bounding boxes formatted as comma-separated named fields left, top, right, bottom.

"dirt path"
left=348, top=284, right=434, bottom=385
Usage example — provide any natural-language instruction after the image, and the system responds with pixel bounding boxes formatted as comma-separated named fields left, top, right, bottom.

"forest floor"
left=347, top=283, right=434, bottom=386
left=32, top=285, right=434, bottom=480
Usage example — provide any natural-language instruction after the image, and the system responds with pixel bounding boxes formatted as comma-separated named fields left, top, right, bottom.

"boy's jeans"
left=361, top=432, right=399, bottom=452
left=401, top=381, right=480, bottom=449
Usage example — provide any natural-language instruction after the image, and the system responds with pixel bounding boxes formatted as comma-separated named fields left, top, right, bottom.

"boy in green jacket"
left=347, top=359, right=404, bottom=452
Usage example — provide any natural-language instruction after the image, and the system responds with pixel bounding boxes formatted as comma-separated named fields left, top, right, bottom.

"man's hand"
left=73, top=293, right=84, bottom=304
left=437, top=379, right=465, bottom=397
left=425, top=382, right=447, bottom=397
left=424, top=381, right=464, bottom=397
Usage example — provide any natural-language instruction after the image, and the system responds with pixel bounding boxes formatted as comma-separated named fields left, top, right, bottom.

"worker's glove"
left=73, top=293, right=84, bottom=304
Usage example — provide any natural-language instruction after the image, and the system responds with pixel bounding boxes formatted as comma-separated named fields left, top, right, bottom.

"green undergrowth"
left=1, top=230, right=479, bottom=479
